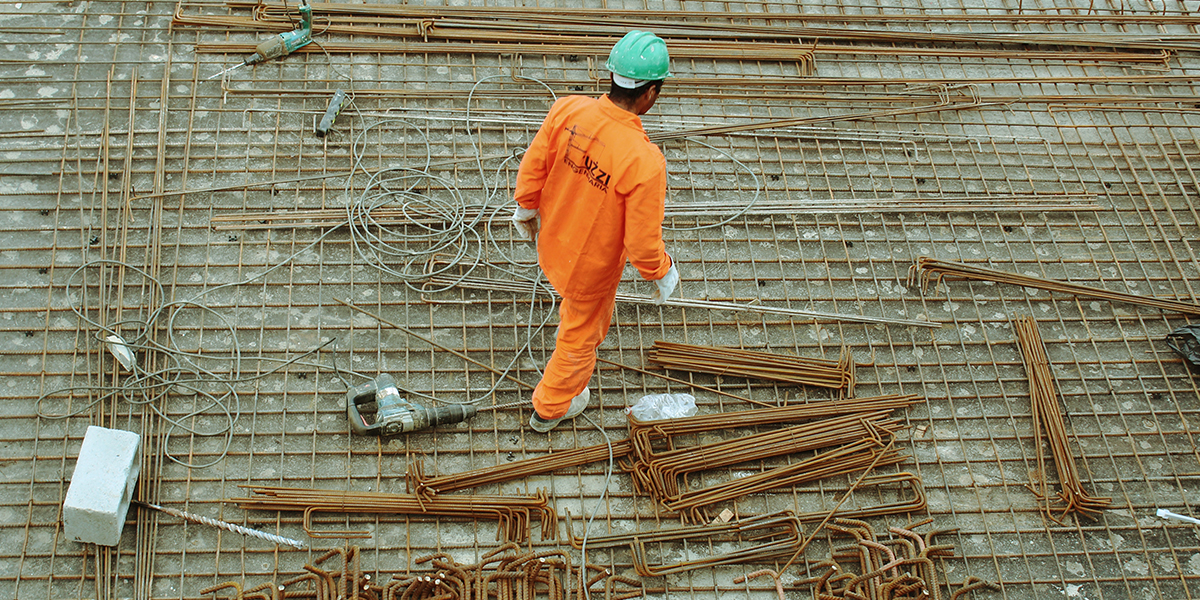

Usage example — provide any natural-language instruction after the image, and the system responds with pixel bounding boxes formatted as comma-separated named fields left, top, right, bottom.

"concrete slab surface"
left=0, top=0, right=1198, bottom=598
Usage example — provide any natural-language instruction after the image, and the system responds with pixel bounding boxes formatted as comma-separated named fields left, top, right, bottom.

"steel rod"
left=335, top=298, right=536, bottom=390
left=427, top=274, right=940, bottom=328
left=646, top=341, right=853, bottom=390
left=1013, top=316, right=1112, bottom=522
left=594, top=356, right=771, bottom=407
left=915, top=256, right=1200, bottom=316
left=406, top=438, right=634, bottom=499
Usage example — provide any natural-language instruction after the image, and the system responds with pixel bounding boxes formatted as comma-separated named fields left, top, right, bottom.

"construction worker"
left=511, top=30, right=680, bottom=433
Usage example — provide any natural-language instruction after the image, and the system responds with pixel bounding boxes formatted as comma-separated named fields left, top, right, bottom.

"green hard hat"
left=605, top=30, right=671, bottom=82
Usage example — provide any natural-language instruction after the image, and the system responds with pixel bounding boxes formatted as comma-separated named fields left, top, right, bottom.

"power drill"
left=208, top=0, right=313, bottom=79
left=346, top=374, right=477, bottom=436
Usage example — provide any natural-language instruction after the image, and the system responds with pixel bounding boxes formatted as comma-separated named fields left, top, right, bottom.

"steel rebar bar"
left=914, top=256, right=1200, bottom=316
left=405, top=438, right=634, bottom=499
left=646, top=340, right=854, bottom=390
left=230, top=486, right=556, bottom=542
left=426, top=273, right=939, bottom=328
left=1013, top=316, right=1112, bottom=523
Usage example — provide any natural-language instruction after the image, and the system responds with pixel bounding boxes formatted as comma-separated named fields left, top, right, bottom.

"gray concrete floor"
left=2, top=0, right=1200, bottom=598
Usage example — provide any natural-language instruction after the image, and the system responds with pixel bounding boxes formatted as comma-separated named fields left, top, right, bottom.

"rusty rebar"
left=179, top=2, right=1193, bottom=57
left=734, top=569, right=786, bottom=600
left=626, top=394, right=921, bottom=460
left=562, top=510, right=805, bottom=577
left=662, top=439, right=908, bottom=523
left=1013, top=315, right=1112, bottom=523
left=914, top=256, right=1200, bottom=316
left=795, top=523, right=1000, bottom=600
left=405, top=438, right=634, bottom=499
left=622, top=395, right=920, bottom=519
left=631, top=411, right=904, bottom=499
left=230, top=486, right=556, bottom=542
left=646, top=340, right=854, bottom=390
left=240, top=543, right=642, bottom=600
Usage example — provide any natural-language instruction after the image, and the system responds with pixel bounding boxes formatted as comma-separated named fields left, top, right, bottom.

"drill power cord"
left=37, top=259, right=363, bottom=468
left=578, top=411, right=616, bottom=600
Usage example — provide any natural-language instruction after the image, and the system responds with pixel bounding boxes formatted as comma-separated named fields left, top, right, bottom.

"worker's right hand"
left=652, top=261, right=680, bottom=305
left=512, top=206, right=540, bottom=241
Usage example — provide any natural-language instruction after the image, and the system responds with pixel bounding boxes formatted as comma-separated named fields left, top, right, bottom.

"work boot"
left=528, top=388, right=591, bottom=433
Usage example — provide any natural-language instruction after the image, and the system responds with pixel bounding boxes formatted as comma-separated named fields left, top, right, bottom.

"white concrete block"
left=62, top=426, right=142, bottom=546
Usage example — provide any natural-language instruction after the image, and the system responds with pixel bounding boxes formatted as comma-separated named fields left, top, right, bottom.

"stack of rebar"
left=204, top=543, right=644, bottom=600
left=178, top=1, right=1191, bottom=60
left=797, top=518, right=1000, bottom=599
left=646, top=341, right=854, bottom=391
left=405, top=438, right=634, bottom=500
left=913, top=256, right=1200, bottom=316
left=230, top=486, right=556, bottom=542
left=1012, top=316, right=1112, bottom=522
left=562, top=510, right=806, bottom=577
left=622, top=394, right=920, bottom=523
left=663, top=439, right=908, bottom=524
left=627, top=394, right=921, bottom=462
left=396, top=543, right=643, bottom=600
left=182, top=2, right=821, bottom=65
left=629, top=411, right=903, bottom=499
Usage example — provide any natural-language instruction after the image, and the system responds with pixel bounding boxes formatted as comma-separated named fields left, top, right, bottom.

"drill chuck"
left=420, top=405, right=478, bottom=429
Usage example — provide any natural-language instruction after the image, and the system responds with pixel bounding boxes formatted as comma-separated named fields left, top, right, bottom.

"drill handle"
left=346, top=380, right=382, bottom=435
left=298, top=0, right=312, bottom=33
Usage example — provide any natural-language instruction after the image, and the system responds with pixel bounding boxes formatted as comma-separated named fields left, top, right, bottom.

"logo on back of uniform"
left=562, top=124, right=610, bottom=192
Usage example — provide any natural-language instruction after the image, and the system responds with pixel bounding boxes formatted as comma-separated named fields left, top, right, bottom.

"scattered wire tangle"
left=37, top=260, right=353, bottom=468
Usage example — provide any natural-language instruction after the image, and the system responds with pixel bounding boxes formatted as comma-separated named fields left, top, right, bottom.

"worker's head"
left=606, top=30, right=670, bottom=115
left=608, top=78, right=663, bottom=115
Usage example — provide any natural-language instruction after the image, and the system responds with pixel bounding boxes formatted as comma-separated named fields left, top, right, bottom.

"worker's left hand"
left=652, top=262, right=680, bottom=305
left=512, top=206, right=540, bottom=241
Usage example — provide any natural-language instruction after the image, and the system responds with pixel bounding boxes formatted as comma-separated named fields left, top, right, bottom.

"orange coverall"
left=515, top=94, right=673, bottom=419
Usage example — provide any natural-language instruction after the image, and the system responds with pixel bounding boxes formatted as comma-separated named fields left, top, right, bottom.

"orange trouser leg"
left=531, top=293, right=617, bottom=419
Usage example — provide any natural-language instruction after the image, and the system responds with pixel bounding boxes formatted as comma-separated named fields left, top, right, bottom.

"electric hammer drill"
left=346, top=374, right=477, bottom=436
left=208, top=0, right=313, bottom=79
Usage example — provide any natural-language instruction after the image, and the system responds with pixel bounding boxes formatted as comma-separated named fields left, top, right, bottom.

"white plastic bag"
left=626, top=393, right=698, bottom=421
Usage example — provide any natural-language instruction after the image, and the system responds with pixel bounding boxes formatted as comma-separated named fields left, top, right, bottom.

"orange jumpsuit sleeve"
left=513, top=100, right=560, bottom=210
left=622, top=152, right=672, bottom=282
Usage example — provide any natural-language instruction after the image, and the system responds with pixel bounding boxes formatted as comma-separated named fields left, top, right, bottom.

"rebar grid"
left=1, top=0, right=1200, bottom=599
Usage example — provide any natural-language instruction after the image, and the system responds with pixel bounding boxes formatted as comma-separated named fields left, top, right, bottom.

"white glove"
left=652, top=263, right=680, bottom=305
left=511, top=206, right=539, bottom=241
